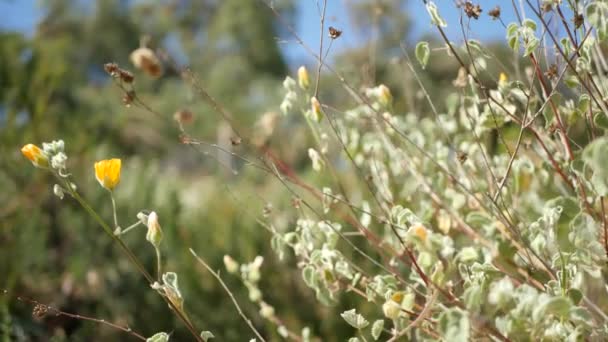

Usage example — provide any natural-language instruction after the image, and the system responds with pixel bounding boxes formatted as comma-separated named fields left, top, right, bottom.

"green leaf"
left=200, top=331, right=215, bottom=341
left=594, top=112, right=608, bottom=130
left=147, top=332, right=170, bottom=342
left=524, top=37, right=539, bottom=56
left=426, top=2, right=447, bottom=27
left=415, top=41, right=430, bottom=69
left=438, top=308, right=470, bottom=342
left=371, top=320, right=384, bottom=340
left=582, top=137, right=608, bottom=195
left=522, top=19, right=537, bottom=31
left=532, top=296, right=572, bottom=322
left=567, top=289, right=583, bottom=305
left=302, top=265, right=317, bottom=288
left=564, top=75, right=580, bottom=88
left=341, top=309, right=370, bottom=329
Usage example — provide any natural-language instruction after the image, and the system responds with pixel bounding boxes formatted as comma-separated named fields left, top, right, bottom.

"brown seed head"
left=573, top=13, right=584, bottom=29
left=32, top=304, right=48, bottom=318
left=118, top=69, right=134, bottom=84
left=488, top=6, right=501, bottom=19
left=328, top=26, right=342, bottom=39
left=173, top=109, right=194, bottom=125
left=104, top=63, right=119, bottom=77
left=464, top=1, right=482, bottom=20
left=122, top=90, right=135, bottom=107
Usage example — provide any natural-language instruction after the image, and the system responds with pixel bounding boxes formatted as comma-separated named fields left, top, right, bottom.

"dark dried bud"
left=118, top=69, right=134, bottom=84
left=291, top=196, right=301, bottom=209
left=122, top=90, right=135, bottom=107
left=573, top=13, right=584, bottom=29
left=32, top=304, right=48, bottom=318
left=541, top=2, right=552, bottom=12
left=548, top=122, right=558, bottom=134
left=104, top=63, right=120, bottom=77
left=488, top=6, right=501, bottom=19
left=457, top=151, right=468, bottom=163
left=545, top=64, right=558, bottom=80
left=328, top=26, right=342, bottom=39
left=464, top=2, right=482, bottom=20
left=173, top=109, right=194, bottom=125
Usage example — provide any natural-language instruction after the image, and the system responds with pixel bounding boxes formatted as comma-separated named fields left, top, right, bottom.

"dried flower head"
left=104, top=62, right=120, bottom=76
left=130, top=47, right=163, bottom=78
left=573, top=13, right=584, bottom=29
left=328, top=26, right=342, bottom=39
left=545, top=64, right=558, bottom=80
left=122, top=90, right=135, bottom=107
left=118, top=69, right=134, bottom=83
left=173, top=109, right=195, bottom=125
left=32, top=304, right=48, bottom=318
left=94, top=158, right=121, bottom=191
left=488, top=6, right=501, bottom=19
left=456, top=151, right=468, bottom=163
left=463, top=1, right=482, bottom=20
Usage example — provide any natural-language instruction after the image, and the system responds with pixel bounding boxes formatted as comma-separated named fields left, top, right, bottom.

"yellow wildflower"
left=21, top=144, right=48, bottom=168
left=94, top=158, right=121, bottom=190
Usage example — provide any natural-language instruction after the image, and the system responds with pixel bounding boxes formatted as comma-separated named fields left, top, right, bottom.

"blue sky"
left=0, top=0, right=513, bottom=63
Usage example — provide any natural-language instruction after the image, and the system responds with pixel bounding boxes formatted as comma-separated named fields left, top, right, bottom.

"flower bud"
left=310, top=96, right=323, bottom=122
left=297, top=66, right=310, bottom=90
left=53, top=184, right=65, bottom=200
left=223, top=255, right=239, bottom=274
left=259, top=301, right=275, bottom=319
left=21, top=144, right=49, bottom=168
left=378, top=84, right=392, bottom=106
left=146, top=211, right=163, bottom=248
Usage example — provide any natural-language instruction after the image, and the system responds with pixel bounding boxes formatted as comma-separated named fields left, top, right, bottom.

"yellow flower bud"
left=410, top=224, right=428, bottom=242
left=94, top=158, right=121, bottom=190
left=391, top=291, right=405, bottom=303
left=21, top=144, right=48, bottom=168
left=378, top=84, right=393, bottom=106
left=499, top=72, right=508, bottom=83
left=311, top=96, right=323, bottom=122
left=146, top=211, right=163, bottom=248
left=297, top=66, right=310, bottom=90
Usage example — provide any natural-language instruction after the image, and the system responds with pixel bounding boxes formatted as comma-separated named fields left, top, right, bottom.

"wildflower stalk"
left=190, top=249, right=266, bottom=342
left=116, top=221, right=142, bottom=235
left=110, top=192, right=119, bottom=232
left=57, top=176, right=203, bottom=341
left=155, top=247, right=162, bottom=282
